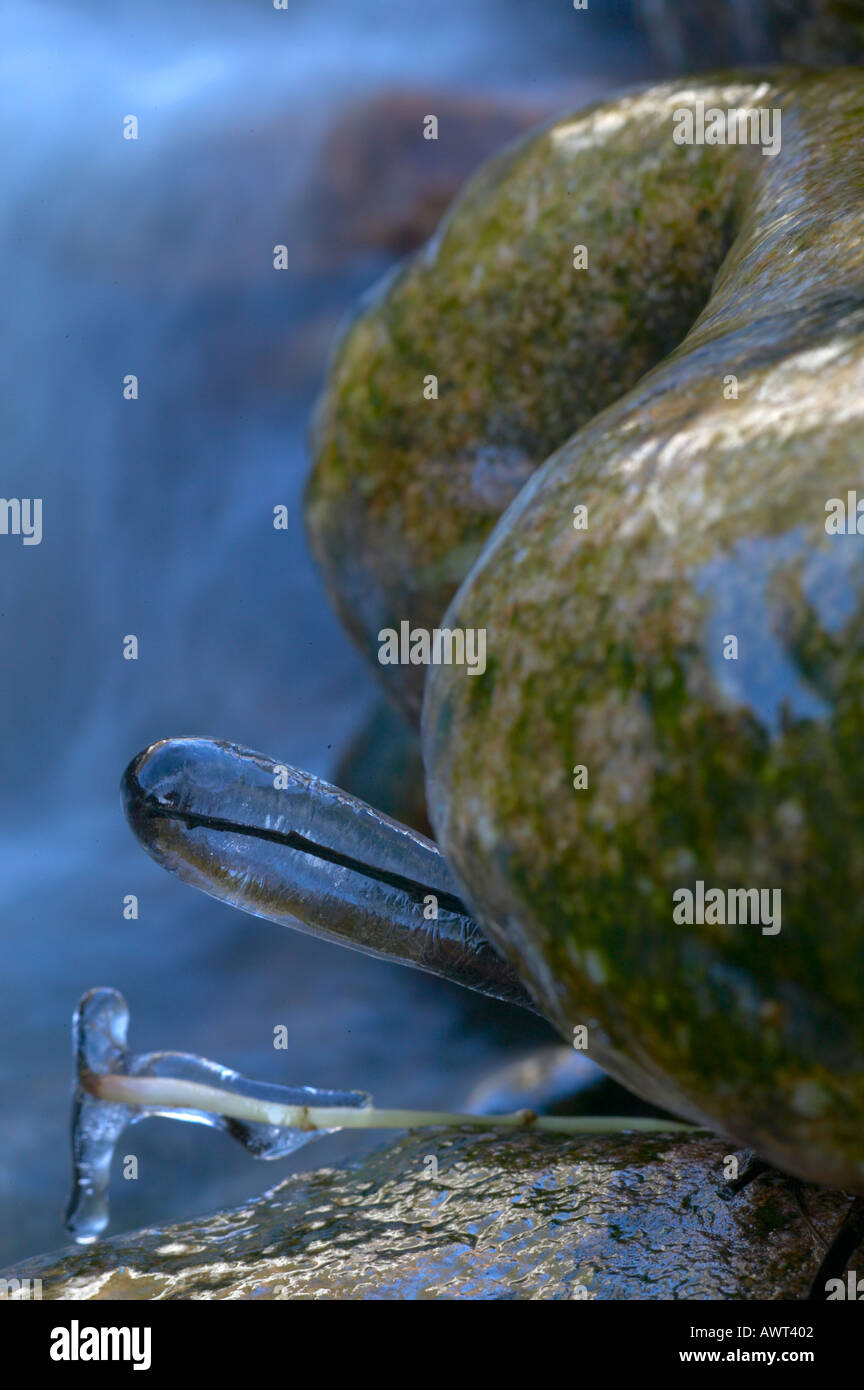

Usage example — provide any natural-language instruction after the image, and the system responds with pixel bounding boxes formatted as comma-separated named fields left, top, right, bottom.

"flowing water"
left=0, top=0, right=654, bottom=1266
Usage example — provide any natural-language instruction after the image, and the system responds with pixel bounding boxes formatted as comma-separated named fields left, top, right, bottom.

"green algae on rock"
left=307, top=75, right=768, bottom=719
left=4, top=1130, right=849, bottom=1300
left=421, top=71, right=864, bottom=1191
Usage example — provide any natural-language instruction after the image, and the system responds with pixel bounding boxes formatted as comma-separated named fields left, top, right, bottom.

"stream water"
left=0, top=0, right=657, bottom=1266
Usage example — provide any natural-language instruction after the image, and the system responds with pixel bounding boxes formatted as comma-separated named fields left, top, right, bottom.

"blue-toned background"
left=0, top=0, right=677, bottom=1267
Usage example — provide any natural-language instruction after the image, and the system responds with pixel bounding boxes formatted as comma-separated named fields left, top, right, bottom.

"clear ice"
left=65, top=987, right=370, bottom=1243
left=122, top=737, right=533, bottom=1009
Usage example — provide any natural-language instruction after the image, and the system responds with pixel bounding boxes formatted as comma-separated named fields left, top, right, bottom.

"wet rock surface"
left=422, top=72, right=864, bottom=1188
left=4, top=1131, right=849, bottom=1300
left=308, top=68, right=864, bottom=1189
left=307, top=72, right=818, bottom=719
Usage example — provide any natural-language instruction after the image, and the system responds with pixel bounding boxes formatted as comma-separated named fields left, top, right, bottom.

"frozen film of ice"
left=64, top=990, right=696, bottom=1243
left=121, top=736, right=533, bottom=1009
left=65, top=988, right=369, bottom=1243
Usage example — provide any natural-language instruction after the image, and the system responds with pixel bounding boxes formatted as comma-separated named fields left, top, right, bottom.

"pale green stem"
left=96, top=1073, right=700, bottom=1136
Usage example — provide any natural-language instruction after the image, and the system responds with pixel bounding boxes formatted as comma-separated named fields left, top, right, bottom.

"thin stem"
left=95, top=1073, right=700, bottom=1137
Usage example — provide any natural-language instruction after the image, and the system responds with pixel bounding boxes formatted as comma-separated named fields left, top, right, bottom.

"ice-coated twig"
left=66, top=989, right=699, bottom=1243
left=95, top=1070, right=699, bottom=1137
left=65, top=988, right=370, bottom=1244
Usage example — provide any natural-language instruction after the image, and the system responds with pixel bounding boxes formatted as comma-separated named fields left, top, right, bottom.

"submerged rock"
left=4, top=1131, right=849, bottom=1300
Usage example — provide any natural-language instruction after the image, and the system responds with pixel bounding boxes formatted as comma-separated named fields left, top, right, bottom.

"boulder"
left=3, top=1130, right=849, bottom=1300
left=422, top=72, right=864, bottom=1189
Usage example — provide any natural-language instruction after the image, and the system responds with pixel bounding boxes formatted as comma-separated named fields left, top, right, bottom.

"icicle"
left=66, top=988, right=699, bottom=1243
left=65, top=988, right=369, bottom=1243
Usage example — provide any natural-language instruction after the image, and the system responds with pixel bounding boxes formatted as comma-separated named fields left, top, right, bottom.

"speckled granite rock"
left=3, top=1131, right=850, bottom=1300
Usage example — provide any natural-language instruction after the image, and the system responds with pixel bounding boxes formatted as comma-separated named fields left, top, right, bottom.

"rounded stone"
left=422, top=72, right=864, bottom=1189
left=2, top=1130, right=849, bottom=1300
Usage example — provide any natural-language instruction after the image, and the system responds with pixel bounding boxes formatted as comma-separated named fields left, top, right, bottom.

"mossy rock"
left=309, top=73, right=769, bottom=719
left=309, top=71, right=864, bottom=1189
left=308, top=71, right=863, bottom=722
left=421, top=72, right=864, bottom=1189
left=3, top=1131, right=850, bottom=1300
